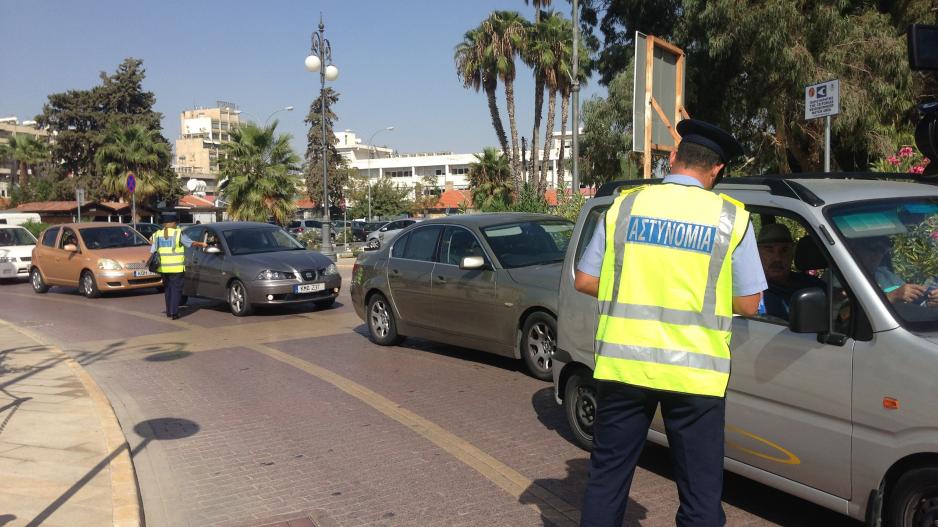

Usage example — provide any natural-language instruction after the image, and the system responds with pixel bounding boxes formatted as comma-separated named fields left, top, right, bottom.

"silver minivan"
left=553, top=174, right=938, bottom=526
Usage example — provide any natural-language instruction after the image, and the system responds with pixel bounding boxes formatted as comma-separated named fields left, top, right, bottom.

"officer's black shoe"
left=171, top=314, right=179, bottom=320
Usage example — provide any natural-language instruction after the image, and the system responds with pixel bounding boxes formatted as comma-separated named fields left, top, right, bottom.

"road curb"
left=0, top=319, right=143, bottom=527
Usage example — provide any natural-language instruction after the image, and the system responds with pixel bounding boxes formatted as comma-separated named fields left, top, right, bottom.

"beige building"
left=173, top=102, right=242, bottom=193
left=0, top=118, right=51, bottom=199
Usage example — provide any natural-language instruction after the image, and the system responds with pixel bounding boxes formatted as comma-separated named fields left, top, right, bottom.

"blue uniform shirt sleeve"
left=576, top=214, right=767, bottom=297
left=150, top=236, right=157, bottom=254
left=731, top=222, right=767, bottom=296
left=180, top=231, right=194, bottom=248
left=576, top=218, right=606, bottom=277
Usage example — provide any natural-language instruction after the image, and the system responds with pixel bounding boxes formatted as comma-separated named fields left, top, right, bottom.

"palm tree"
left=455, top=27, right=510, bottom=159
left=95, top=124, right=172, bottom=218
left=468, top=147, right=513, bottom=211
left=9, top=135, right=49, bottom=189
left=523, top=0, right=553, bottom=187
left=220, top=121, right=301, bottom=225
left=482, top=11, right=530, bottom=190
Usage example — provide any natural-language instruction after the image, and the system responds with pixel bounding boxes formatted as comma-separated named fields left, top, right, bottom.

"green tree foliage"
left=456, top=26, right=510, bottom=158
left=220, top=122, right=301, bottom=225
left=8, top=135, right=49, bottom=188
left=469, top=147, right=514, bottom=211
left=36, top=58, right=167, bottom=195
left=304, top=88, right=348, bottom=213
left=95, top=124, right=175, bottom=215
left=411, top=175, right=440, bottom=217
left=578, top=1, right=933, bottom=173
left=580, top=68, right=639, bottom=185
left=345, top=173, right=412, bottom=220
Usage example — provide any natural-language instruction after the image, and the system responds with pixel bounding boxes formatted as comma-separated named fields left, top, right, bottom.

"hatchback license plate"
left=294, top=283, right=325, bottom=294
left=133, top=270, right=156, bottom=277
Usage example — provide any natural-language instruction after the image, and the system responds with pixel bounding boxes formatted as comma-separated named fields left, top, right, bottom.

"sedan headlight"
left=323, top=263, right=338, bottom=276
left=97, top=259, right=123, bottom=271
left=256, top=269, right=294, bottom=280
left=0, top=256, right=14, bottom=264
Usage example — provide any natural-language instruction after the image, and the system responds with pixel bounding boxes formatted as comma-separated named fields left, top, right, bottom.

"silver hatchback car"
left=182, top=222, right=341, bottom=316
left=554, top=174, right=938, bottom=527
left=351, top=213, right=573, bottom=380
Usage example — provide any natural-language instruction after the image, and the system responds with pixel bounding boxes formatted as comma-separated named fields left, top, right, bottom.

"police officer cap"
left=676, top=119, right=744, bottom=164
left=161, top=212, right=178, bottom=223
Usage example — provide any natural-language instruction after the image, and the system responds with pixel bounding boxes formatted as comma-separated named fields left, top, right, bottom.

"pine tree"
left=304, top=87, right=348, bottom=218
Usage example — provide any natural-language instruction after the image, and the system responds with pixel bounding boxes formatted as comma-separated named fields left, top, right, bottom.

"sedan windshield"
left=482, top=219, right=574, bottom=268
left=223, top=227, right=304, bottom=255
left=79, top=226, right=149, bottom=249
left=829, top=197, right=938, bottom=331
left=0, top=228, right=37, bottom=246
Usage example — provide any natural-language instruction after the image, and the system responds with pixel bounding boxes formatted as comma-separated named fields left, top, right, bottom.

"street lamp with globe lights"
left=367, top=126, right=394, bottom=221
left=305, top=15, right=339, bottom=260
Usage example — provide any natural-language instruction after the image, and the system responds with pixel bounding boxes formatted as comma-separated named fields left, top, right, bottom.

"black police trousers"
left=162, top=272, right=185, bottom=317
left=581, top=380, right=726, bottom=527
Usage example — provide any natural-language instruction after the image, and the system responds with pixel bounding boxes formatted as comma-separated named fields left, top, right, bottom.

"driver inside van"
left=756, top=223, right=825, bottom=319
left=852, top=236, right=938, bottom=306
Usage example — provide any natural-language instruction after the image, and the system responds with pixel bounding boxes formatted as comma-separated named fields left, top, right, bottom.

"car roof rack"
left=596, top=172, right=938, bottom=206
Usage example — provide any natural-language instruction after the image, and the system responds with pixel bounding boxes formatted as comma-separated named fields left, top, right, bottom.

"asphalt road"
left=0, top=264, right=862, bottom=527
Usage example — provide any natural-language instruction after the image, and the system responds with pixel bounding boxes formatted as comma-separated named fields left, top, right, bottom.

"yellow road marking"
left=247, top=343, right=580, bottom=527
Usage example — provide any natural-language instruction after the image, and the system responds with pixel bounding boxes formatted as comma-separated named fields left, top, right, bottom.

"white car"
left=0, top=225, right=38, bottom=280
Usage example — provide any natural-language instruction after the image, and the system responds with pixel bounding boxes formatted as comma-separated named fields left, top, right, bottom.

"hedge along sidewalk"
left=0, top=319, right=142, bottom=527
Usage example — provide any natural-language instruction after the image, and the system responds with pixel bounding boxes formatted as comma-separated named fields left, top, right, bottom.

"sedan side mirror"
left=205, top=246, right=222, bottom=254
left=64, top=244, right=78, bottom=253
left=460, top=256, right=487, bottom=270
left=789, top=287, right=828, bottom=334
left=380, top=227, right=388, bottom=232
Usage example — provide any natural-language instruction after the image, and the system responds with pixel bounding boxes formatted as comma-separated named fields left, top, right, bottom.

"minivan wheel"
left=30, top=268, right=49, bottom=294
left=367, top=293, right=403, bottom=346
left=228, top=279, right=253, bottom=316
left=81, top=271, right=101, bottom=298
left=521, top=312, right=557, bottom=381
left=885, top=467, right=938, bottom=527
left=564, top=371, right=596, bottom=451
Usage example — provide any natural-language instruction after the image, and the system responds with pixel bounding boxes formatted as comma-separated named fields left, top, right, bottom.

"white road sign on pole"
left=804, top=80, right=840, bottom=120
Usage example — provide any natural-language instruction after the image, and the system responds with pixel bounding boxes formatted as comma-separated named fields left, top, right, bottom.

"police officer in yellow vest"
left=576, top=120, right=766, bottom=527
left=150, top=212, right=207, bottom=319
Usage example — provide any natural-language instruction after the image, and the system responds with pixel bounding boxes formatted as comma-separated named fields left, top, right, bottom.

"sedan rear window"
left=79, top=226, right=150, bottom=249
left=482, top=219, right=573, bottom=268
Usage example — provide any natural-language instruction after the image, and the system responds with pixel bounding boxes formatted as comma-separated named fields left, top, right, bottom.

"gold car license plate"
left=133, top=270, right=156, bottom=277
left=294, top=283, right=325, bottom=294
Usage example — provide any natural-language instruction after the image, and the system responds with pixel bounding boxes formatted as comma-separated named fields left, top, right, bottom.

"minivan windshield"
left=0, top=227, right=37, bottom=246
left=829, top=197, right=938, bottom=331
left=482, top=219, right=574, bottom=268
left=79, top=226, right=149, bottom=249
left=223, top=227, right=305, bottom=255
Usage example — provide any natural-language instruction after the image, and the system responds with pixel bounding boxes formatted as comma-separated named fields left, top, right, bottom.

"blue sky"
left=0, top=0, right=605, bottom=156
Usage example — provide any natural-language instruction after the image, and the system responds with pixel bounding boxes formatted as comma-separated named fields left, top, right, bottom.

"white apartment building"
left=335, top=129, right=578, bottom=197
left=173, top=102, right=242, bottom=193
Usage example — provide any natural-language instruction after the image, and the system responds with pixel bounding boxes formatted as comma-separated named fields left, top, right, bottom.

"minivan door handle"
left=391, top=268, right=400, bottom=275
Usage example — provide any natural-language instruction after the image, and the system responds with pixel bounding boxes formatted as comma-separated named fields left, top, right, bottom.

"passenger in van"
left=756, top=223, right=825, bottom=319
left=852, top=236, right=938, bottom=306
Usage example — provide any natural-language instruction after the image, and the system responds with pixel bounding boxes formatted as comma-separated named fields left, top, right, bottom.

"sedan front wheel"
left=367, top=238, right=380, bottom=250
left=521, top=312, right=556, bottom=381
left=228, top=279, right=253, bottom=316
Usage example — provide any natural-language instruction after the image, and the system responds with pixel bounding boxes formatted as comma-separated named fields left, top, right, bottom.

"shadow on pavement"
left=0, top=514, right=15, bottom=526
left=24, top=417, right=200, bottom=527
left=177, top=298, right=343, bottom=319
left=531, top=387, right=582, bottom=448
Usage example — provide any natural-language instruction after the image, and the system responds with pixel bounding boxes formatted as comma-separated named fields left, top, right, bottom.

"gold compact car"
left=30, top=223, right=162, bottom=297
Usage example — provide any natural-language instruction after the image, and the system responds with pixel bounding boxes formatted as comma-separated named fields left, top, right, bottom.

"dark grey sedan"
left=182, top=222, right=341, bottom=316
left=350, top=213, right=573, bottom=380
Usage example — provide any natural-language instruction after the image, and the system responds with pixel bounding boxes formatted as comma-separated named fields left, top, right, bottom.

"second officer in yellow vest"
left=576, top=120, right=766, bottom=527
left=150, top=212, right=207, bottom=320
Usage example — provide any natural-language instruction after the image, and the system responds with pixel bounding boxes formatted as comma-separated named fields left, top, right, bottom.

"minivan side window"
left=41, top=227, right=60, bottom=247
left=575, top=205, right=609, bottom=266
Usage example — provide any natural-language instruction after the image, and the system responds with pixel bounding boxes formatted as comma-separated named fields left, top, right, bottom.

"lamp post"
left=264, top=106, right=294, bottom=127
left=367, top=126, right=394, bottom=221
left=305, top=15, right=339, bottom=261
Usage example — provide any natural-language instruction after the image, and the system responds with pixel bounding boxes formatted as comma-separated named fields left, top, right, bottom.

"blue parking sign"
left=126, top=173, right=136, bottom=193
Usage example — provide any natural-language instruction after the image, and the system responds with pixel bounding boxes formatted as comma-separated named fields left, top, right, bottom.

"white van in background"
left=0, top=212, right=41, bottom=227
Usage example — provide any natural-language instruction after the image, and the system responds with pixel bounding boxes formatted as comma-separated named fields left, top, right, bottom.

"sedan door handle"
left=436, top=276, right=446, bottom=283
left=391, top=269, right=400, bottom=275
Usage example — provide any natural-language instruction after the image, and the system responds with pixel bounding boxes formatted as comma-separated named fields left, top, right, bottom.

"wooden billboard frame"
left=641, top=35, right=688, bottom=179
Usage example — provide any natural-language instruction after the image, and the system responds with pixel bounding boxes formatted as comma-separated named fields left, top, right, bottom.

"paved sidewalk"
left=0, top=321, right=140, bottom=527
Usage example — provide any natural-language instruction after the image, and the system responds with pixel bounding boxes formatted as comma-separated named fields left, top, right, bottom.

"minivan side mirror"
left=789, top=287, right=828, bottom=334
left=204, top=246, right=222, bottom=255
left=460, top=256, right=486, bottom=270
left=64, top=243, right=79, bottom=253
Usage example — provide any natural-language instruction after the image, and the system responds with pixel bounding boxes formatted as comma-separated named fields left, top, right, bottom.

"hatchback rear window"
left=41, top=228, right=60, bottom=247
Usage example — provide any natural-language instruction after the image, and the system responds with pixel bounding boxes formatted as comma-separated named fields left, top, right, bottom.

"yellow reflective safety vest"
left=594, top=183, right=750, bottom=397
left=154, top=227, right=185, bottom=274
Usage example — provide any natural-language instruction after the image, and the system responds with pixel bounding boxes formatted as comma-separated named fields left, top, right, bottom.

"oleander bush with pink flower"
left=871, top=145, right=930, bottom=175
